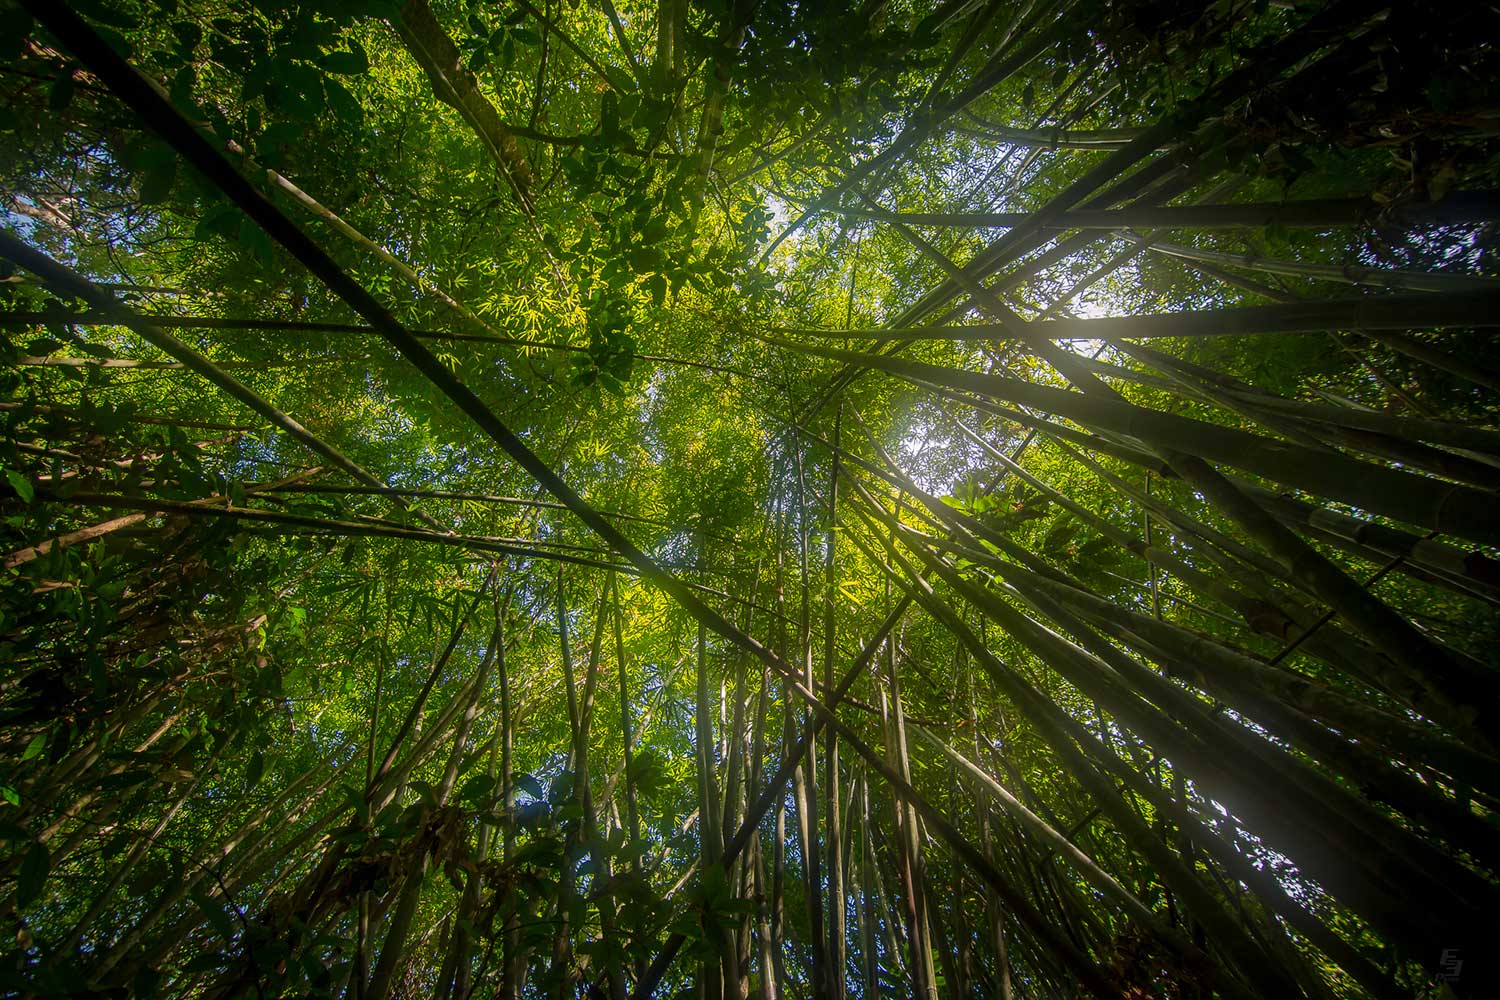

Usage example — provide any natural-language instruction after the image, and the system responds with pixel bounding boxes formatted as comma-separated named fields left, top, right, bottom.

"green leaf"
left=195, top=203, right=240, bottom=242
left=17, top=841, right=50, bottom=908
left=460, top=773, right=495, bottom=804
left=5, top=469, right=34, bottom=504
left=189, top=887, right=237, bottom=943
left=21, top=733, right=45, bottom=761
left=667, top=911, right=701, bottom=940
left=71, top=0, right=137, bottom=29
left=319, top=46, right=369, bottom=75
left=324, top=78, right=363, bottom=124
left=604, top=67, right=634, bottom=94
left=0, top=786, right=19, bottom=807
left=513, top=773, right=545, bottom=800
left=244, top=750, right=264, bottom=790
left=627, top=247, right=658, bottom=274
left=168, top=64, right=197, bottom=115
left=172, top=21, right=203, bottom=54
left=139, top=154, right=178, bottom=205
left=237, top=218, right=276, bottom=270
left=48, top=75, right=75, bottom=112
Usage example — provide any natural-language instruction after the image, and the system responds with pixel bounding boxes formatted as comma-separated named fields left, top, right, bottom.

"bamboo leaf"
left=244, top=749, right=264, bottom=790
left=4, top=470, right=33, bottom=504
left=17, top=842, right=49, bottom=908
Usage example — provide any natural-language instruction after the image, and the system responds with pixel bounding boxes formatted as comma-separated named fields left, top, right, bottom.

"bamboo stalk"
left=862, top=486, right=1499, bottom=976
left=828, top=189, right=1500, bottom=230
left=1135, top=234, right=1500, bottom=293
left=0, top=237, right=444, bottom=531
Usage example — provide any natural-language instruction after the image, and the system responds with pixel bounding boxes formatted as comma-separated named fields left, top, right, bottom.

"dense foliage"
left=0, top=2, right=1497, bottom=999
